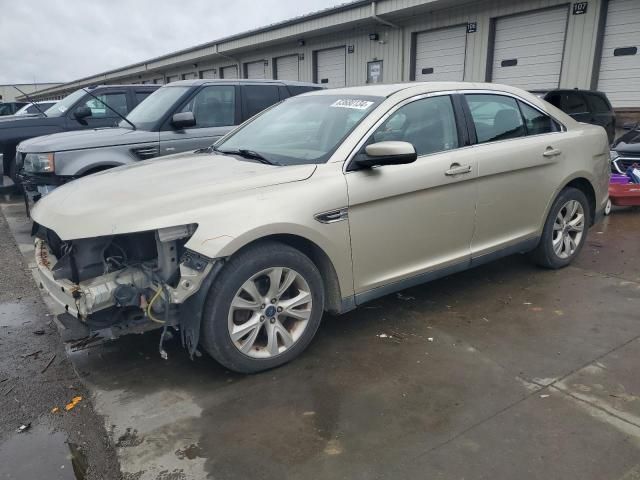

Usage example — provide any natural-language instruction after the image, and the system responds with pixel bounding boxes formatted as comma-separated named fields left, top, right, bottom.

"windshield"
left=216, top=95, right=382, bottom=165
left=122, top=86, right=190, bottom=130
left=16, top=102, right=56, bottom=115
left=44, top=89, right=86, bottom=117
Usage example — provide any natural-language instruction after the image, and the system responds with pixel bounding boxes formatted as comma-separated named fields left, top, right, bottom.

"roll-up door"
left=597, top=0, right=640, bottom=108
left=246, top=61, right=267, bottom=79
left=199, top=69, right=216, bottom=79
left=315, top=47, right=346, bottom=88
left=220, top=65, right=238, bottom=79
left=275, top=55, right=299, bottom=81
left=491, top=7, right=569, bottom=90
left=414, top=26, right=467, bottom=81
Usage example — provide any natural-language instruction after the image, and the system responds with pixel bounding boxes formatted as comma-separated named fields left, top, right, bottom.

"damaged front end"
left=33, top=222, right=219, bottom=357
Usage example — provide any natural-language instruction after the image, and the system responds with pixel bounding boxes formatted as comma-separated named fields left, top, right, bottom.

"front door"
left=159, top=84, right=238, bottom=155
left=346, top=95, right=478, bottom=296
left=70, top=90, right=129, bottom=129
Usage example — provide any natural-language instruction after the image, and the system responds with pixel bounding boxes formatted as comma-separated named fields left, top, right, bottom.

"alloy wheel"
left=552, top=200, right=585, bottom=259
left=227, top=267, right=313, bottom=359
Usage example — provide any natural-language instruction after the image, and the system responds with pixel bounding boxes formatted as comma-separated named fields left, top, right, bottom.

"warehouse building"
left=1, top=82, right=61, bottom=102
left=23, top=0, right=640, bottom=118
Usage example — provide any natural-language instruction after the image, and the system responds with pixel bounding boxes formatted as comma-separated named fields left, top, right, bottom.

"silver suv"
left=18, top=79, right=320, bottom=200
left=32, top=82, right=610, bottom=373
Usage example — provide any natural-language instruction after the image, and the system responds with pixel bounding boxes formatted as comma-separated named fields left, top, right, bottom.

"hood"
left=31, top=152, right=316, bottom=240
left=18, top=127, right=157, bottom=153
left=0, top=114, right=59, bottom=128
left=613, top=128, right=640, bottom=154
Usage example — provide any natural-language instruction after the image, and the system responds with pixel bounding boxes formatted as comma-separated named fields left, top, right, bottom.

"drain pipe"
left=371, top=1, right=405, bottom=81
left=371, top=1, right=399, bottom=28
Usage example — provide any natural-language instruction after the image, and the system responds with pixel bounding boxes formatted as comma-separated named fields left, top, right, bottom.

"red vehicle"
left=606, top=174, right=640, bottom=215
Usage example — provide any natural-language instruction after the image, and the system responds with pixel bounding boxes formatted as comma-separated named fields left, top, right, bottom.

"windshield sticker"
left=330, top=99, right=374, bottom=110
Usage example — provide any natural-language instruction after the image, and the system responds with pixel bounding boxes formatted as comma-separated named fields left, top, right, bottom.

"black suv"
left=0, top=84, right=159, bottom=191
left=533, top=89, right=616, bottom=144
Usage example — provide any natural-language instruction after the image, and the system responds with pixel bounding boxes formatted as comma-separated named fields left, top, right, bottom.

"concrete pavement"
left=1, top=196, right=639, bottom=480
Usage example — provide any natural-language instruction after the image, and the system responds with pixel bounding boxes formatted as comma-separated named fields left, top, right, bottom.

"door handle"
left=445, top=163, right=472, bottom=176
left=543, top=148, right=562, bottom=158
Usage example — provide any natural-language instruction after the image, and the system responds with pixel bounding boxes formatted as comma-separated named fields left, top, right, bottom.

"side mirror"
left=74, top=106, right=92, bottom=120
left=354, top=141, right=417, bottom=169
left=171, top=111, right=196, bottom=129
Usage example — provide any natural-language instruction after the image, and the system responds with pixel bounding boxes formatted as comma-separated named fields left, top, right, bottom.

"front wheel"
left=531, top=187, right=590, bottom=269
left=200, top=242, right=325, bottom=373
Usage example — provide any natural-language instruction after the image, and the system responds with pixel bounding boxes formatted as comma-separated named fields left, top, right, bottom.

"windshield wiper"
left=218, top=148, right=278, bottom=165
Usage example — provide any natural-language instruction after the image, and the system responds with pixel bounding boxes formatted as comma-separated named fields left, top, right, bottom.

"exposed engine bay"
left=32, top=222, right=216, bottom=357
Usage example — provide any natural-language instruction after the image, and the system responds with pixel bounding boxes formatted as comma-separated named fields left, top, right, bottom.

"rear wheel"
left=200, top=242, right=325, bottom=373
left=604, top=198, right=612, bottom=216
left=531, top=187, right=590, bottom=269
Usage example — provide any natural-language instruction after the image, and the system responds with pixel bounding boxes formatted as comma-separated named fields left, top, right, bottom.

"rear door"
left=159, top=84, right=239, bottom=155
left=465, top=93, right=566, bottom=257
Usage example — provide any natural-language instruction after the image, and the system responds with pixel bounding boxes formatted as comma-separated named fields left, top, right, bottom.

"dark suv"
left=533, top=89, right=616, bottom=144
left=0, top=84, right=159, bottom=192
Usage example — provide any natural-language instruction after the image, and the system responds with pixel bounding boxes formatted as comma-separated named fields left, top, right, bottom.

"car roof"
left=533, top=88, right=608, bottom=96
left=163, top=79, right=319, bottom=88
left=303, top=81, right=543, bottom=98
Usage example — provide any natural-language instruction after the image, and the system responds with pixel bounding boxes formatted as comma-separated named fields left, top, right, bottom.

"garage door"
left=246, top=61, right=267, bottom=79
left=275, top=55, right=299, bottom=81
left=491, top=7, right=568, bottom=90
left=414, top=26, right=467, bottom=81
left=220, top=65, right=238, bottom=79
left=182, top=72, right=197, bottom=80
left=199, top=69, right=216, bottom=79
left=316, top=47, right=346, bottom=88
left=597, top=0, right=640, bottom=108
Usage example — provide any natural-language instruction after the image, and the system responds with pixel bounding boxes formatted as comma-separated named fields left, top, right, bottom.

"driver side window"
left=370, top=96, right=459, bottom=156
left=179, top=85, right=236, bottom=128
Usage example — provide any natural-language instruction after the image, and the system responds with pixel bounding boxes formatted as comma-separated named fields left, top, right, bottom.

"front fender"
left=187, top=221, right=354, bottom=300
left=55, top=148, right=135, bottom=177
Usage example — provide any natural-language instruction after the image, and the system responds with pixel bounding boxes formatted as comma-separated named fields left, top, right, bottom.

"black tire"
left=200, top=241, right=325, bottom=373
left=531, top=187, right=590, bottom=269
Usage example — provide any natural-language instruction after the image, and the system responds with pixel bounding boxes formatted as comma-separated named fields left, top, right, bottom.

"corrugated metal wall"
left=31, top=0, right=623, bottom=107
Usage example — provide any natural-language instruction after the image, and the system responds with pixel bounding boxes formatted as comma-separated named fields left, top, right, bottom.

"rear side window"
left=134, top=91, right=153, bottom=106
left=559, top=93, right=588, bottom=115
left=371, top=95, right=459, bottom=156
left=585, top=94, right=610, bottom=114
left=242, top=85, right=280, bottom=119
left=518, top=101, right=559, bottom=136
left=287, top=85, right=321, bottom=97
left=465, top=94, right=524, bottom=144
